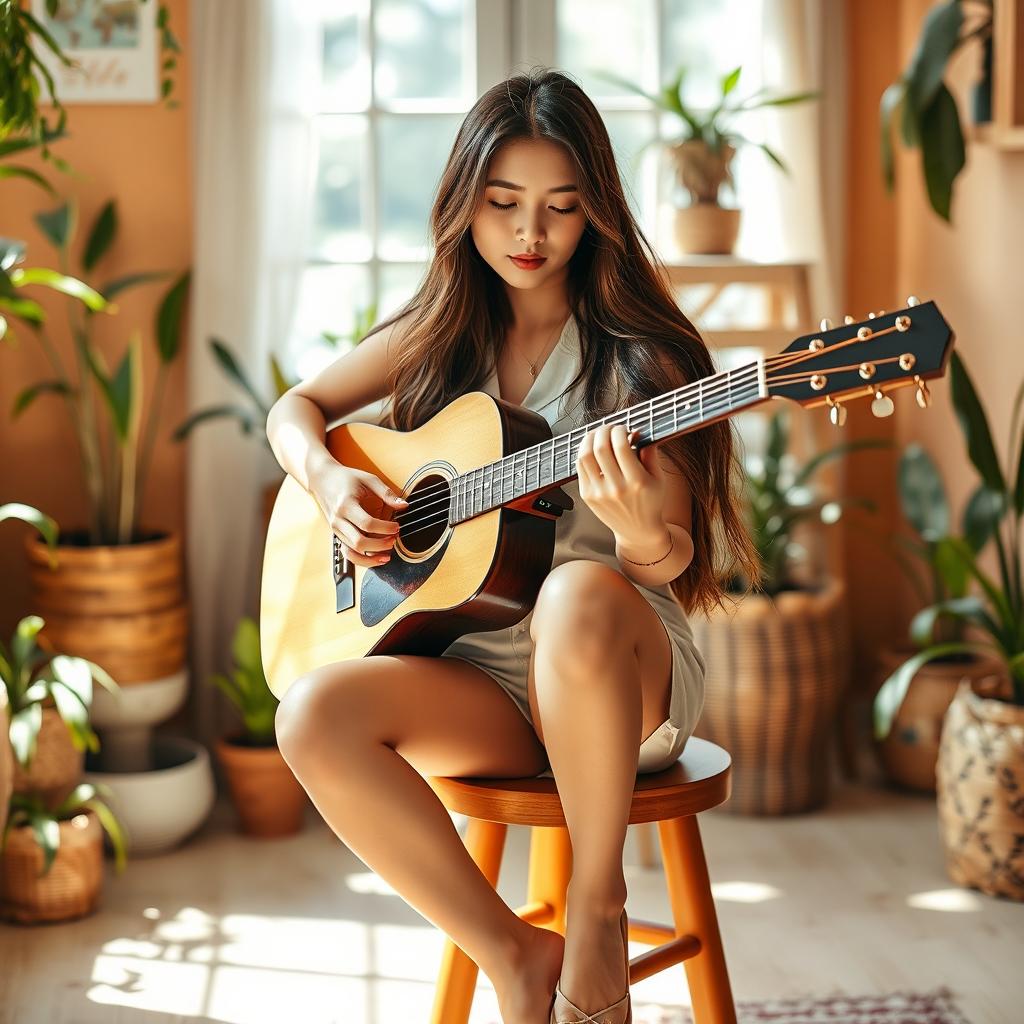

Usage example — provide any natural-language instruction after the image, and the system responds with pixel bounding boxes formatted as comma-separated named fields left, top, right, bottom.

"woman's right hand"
left=309, top=458, right=409, bottom=568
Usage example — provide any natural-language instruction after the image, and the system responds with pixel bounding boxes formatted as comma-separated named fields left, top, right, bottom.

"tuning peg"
left=820, top=317, right=833, bottom=331
left=844, top=315, right=855, bottom=325
left=826, top=396, right=847, bottom=427
left=906, top=295, right=920, bottom=306
left=871, top=388, right=895, bottom=417
left=915, top=377, right=931, bottom=408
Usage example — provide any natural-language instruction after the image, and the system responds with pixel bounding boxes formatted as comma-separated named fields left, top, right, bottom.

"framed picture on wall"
left=30, top=0, right=159, bottom=104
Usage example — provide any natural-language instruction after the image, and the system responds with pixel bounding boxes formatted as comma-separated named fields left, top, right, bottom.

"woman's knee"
left=532, top=560, right=639, bottom=668
left=275, top=664, right=371, bottom=764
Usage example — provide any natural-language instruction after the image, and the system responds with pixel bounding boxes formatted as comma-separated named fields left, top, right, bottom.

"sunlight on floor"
left=906, top=888, right=985, bottom=913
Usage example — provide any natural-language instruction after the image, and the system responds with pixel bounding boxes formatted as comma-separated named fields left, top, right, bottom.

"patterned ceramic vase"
left=936, top=675, right=1024, bottom=901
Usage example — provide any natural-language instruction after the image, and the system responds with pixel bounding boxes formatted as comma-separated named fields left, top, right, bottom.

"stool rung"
left=629, top=934, right=704, bottom=984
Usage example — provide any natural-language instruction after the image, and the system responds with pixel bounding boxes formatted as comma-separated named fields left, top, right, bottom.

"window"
left=295, top=0, right=770, bottom=378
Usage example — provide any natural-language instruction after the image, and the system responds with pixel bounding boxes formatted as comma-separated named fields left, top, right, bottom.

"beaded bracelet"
left=621, top=533, right=674, bottom=566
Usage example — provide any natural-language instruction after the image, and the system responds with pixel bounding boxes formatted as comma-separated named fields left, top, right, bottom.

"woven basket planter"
left=690, top=576, right=848, bottom=815
left=937, top=675, right=1024, bottom=901
left=24, top=528, right=188, bottom=684
left=0, top=808, right=104, bottom=924
left=10, top=705, right=83, bottom=811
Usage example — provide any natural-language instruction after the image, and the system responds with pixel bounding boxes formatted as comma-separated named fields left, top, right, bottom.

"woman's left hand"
left=576, top=423, right=668, bottom=545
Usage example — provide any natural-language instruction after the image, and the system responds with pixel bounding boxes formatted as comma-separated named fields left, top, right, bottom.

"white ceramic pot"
left=83, top=734, right=215, bottom=857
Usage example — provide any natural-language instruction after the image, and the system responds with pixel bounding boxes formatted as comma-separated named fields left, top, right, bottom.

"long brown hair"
left=368, top=67, right=760, bottom=616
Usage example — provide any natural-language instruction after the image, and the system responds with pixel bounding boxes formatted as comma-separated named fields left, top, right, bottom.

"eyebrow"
left=485, top=178, right=578, bottom=193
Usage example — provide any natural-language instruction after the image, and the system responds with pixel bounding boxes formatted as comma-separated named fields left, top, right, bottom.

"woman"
left=267, top=67, right=758, bottom=1024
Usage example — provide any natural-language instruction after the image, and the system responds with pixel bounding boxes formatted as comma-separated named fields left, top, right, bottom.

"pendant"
left=529, top=365, right=537, bottom=376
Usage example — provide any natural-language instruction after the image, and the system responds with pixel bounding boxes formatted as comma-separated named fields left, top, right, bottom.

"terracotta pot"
left=0, top=808, right=104, bottom=924
left=873, top=645, right=1005, bottom=793
left=10, top=705, right=83, bottom=811
left=215, top=732, right=308, bottom=837
left=673, top=204, right=741, bottom=255
left=1, top=686, right=12, bottom=839
left=937, top=674, right=1024, bottom=901
left=690, top=577, right=848, bottom=814
left=24, top=527, right=188, bottom=684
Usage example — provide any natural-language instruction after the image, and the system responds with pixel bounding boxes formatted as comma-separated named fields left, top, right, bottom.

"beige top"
left=443, top=313, right=707, bottom=716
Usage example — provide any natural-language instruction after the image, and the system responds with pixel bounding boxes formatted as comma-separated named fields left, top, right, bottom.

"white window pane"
left=292, top=264, right=372, bottom=379
left=602, top=111, right=658, bottom=226
left=320, top=3, right=370, bottom=111
left=312, top=115, right=371, bottom=262
left=662, top=0, right=762, bottom=107
left=556, top=0, right=657, bottom=98
left=377, top=114, right=461, bottom=258
left=375, top=0, right=469, bottom=102
left=379, top=263, right=426, bottom=318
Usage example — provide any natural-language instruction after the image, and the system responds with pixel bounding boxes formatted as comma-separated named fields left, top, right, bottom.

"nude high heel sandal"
left=549, top=907, right=632, bottom=1024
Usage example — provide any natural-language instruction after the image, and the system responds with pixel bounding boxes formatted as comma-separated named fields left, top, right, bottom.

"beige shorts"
left=442, top=609, right=705, bottom=777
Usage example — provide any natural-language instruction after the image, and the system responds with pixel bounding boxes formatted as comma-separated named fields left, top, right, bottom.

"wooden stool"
left=425, top=737, right=737, bottom=1024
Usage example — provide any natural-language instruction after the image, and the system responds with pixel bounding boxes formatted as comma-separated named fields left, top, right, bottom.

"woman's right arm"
left=265, top=311, right=415, bottom=565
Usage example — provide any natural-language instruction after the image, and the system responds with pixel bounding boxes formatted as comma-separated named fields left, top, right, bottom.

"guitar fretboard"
left=450, top=357, right=767, bottom=523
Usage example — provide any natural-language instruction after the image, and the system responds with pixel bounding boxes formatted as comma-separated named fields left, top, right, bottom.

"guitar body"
left=260, top=391, right=573, bottom=699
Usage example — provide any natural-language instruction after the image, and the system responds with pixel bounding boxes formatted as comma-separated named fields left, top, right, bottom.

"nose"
left=515, top=208, right=547, bottom=247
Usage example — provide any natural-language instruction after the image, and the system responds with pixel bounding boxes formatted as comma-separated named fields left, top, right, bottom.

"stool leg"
left=526, top=826, right=573, bottom=935
left=430, top=817, right=507, bottom=1024
left=657, top=815, right=737, bottom=1024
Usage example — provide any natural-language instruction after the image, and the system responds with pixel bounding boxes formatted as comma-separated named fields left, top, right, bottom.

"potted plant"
left=209, top=616, right=307, bottom=837
left=873, top=353, right=1024, bottom=900
left=594, top=64, right=819, bottom=254
left=1, top=782, right=127, bottom=924
left=880, top=0, right=994, bottom=223
left=868, top=440, right=1005, bottom=792
left=173, top=300, right=381, bottom=537
left=690, top=406, right=889, bottom=814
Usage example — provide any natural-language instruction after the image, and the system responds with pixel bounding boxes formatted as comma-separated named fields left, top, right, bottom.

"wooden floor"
left=0, top=754, right=1019, bottom=1024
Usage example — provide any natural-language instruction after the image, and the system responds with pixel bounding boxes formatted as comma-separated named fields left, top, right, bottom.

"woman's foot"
left=490, top=923, right=565, bottom=1024
left=555, top=905, right=629, bottom=1017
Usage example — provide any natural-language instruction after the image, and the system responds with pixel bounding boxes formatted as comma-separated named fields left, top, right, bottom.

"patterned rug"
left=626, top=987, right=974, bottom=1024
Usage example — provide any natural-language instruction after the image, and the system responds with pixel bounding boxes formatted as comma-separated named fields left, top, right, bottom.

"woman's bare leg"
left=525, top=559, right=673, bottom=1015
left=274, top=653, right=563, bottom=1024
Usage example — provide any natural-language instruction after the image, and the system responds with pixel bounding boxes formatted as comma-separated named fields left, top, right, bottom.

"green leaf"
left=12, top=615, right=44, bottom=668
left=9, top=703, right=43, bottom=768
left=746, top=90, right=820, bottom=109
left=905, top=0, right=963, bottom=111
left=932, top=537, right=969, bottom=597
left=83, top=200, right=117, bottom=272
left=792, top=437, right=892, bottom=488
left=898, top=443, right=948, bottom=540
left=880, top=80, right=907, bottom=193
left=0, top=164, right=57, bottom=196
left=950, top=351, right=1005, bottom=494
left=12, top=378, right=71, bottom=418
left=962, top=484, right=1003, bottom=553
left=156, top=270, right=190, bottom=363
left=0, top=503, right=60, bottom=553
left=919, top=82, right=965, bottom=223
left=29, top=809, right=61, bottom=877
left=758, top=143, right=788, bottom=174
left=171, top=404, right=258, bottom=441
left=210, top=336, right=271, bottom=416
left=270, top=354, right=291, bottom=399
left=11, top=267, right=108, bottom=311
left=97, top=270, right=173, bottom=302
left=34, top=201, right=74, bottom=251
left=721, top=66, right=742, bottom=97
left=908, top=596, right=992, bottom=647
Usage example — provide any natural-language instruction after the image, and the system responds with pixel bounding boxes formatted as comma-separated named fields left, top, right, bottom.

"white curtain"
left=758, top=0, right=847, bottom=321
left=186, top=0, right=319, bottom=750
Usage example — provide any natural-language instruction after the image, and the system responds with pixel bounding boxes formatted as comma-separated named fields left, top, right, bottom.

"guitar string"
left=388, top=368, right=764, bottom=537
left=358, top=322, right=908, bottom=542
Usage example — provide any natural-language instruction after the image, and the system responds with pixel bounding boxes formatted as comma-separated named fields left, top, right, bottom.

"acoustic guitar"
left=260, top=299, right=954, bottom=699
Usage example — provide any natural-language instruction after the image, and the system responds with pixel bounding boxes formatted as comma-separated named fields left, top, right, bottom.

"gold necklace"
left=506, top=318, right=565, bottom=379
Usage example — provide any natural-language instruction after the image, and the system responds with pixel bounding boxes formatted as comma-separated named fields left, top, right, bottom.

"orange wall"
left=843, top=0, right=1023, bottom=686
left=0, top=0, right=191, bottom=637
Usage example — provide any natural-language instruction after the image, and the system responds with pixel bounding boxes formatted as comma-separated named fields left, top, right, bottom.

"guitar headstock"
left=766, top=297, right=955, bottom=425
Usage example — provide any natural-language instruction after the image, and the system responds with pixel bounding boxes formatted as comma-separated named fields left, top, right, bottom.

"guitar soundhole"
left=397, top=473, right=450, bottom=556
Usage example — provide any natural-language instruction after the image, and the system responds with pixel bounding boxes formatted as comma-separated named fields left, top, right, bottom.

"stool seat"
left=427, top=736, right=731, bottom=826
left=426, top=737, right=738, bottom=1024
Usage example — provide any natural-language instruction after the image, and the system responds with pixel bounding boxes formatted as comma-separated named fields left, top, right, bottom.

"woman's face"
left=470, top=137, right=587, bottom=291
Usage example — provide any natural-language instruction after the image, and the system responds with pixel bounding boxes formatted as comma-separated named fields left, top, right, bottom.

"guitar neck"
left=451, top=357, right=768, bottom=523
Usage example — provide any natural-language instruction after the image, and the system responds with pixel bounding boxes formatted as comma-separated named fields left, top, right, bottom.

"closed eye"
left=489, top=200, right=579, bottom=215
